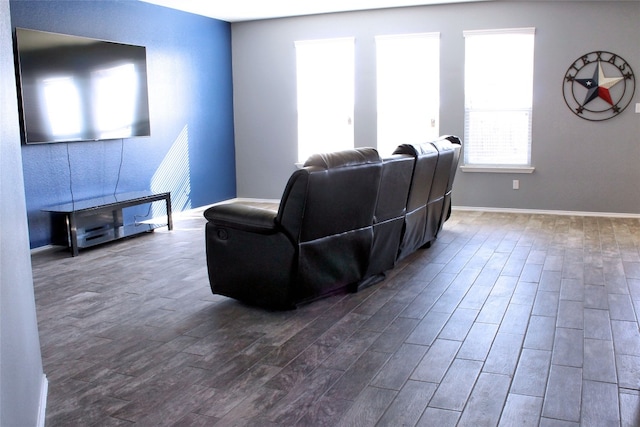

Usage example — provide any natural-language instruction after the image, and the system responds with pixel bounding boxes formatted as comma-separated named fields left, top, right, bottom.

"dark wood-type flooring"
left=32, top=205, right=640, bottom=426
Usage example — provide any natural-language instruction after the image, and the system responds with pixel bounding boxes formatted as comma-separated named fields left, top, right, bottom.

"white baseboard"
left=37, top=374, right=48, bottom=427
left=453, top=205, right=640, bottom=219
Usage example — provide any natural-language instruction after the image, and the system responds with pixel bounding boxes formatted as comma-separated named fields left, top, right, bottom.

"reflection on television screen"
left=15, top=28, right=151, bottom=144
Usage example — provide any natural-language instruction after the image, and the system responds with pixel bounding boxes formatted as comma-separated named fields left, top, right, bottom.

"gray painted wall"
left=231, top=1, right=640, bottom=214
left=0, top=1, right=46, bottom=426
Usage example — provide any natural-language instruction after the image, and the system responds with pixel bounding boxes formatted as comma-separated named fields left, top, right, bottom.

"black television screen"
left=14, top=28, right=151, bottom=144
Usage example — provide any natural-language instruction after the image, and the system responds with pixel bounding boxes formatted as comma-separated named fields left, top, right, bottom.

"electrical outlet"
left=513, top=179, right=520, bottom=190
left=635, top=103, right=640, bottom=113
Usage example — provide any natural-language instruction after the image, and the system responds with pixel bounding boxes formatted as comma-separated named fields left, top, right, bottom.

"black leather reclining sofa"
left=204, top=136, right=462, bottom=309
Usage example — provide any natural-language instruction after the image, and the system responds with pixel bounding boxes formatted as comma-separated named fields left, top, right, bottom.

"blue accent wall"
left=10, top=0, right=236, bottom=248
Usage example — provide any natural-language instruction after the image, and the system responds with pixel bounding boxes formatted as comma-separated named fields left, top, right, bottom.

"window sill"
left=460, top=165, right=535, bottom=174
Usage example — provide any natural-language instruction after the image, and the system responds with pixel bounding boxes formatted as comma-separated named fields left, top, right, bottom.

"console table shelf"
left=43, top=191, right=172, bottom=256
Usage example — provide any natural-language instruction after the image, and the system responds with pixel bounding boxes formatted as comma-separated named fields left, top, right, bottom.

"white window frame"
left=462, top=27, right=536, bottom=174
left=375, top=32, right=440, bottom=157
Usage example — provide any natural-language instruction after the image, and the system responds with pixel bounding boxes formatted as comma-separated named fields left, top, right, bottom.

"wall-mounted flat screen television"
left=14, top=28, right=151, bottom=144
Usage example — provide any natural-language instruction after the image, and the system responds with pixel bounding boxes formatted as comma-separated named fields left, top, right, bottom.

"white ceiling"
left=140, top=0, right=490, bottom=22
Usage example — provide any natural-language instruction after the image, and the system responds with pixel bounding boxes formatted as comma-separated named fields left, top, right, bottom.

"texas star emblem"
left=563, top=51, right=635, bottom=121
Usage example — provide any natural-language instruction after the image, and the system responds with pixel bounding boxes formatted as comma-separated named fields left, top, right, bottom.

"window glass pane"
left=465, top=110, right=531, bottom=165
left=465, top=34, right=534, bottom=109
left=295, top=38, right=354, bottom=163
left=464, top=28, right=535, bottom=167
left=376, top=33, right=440, bottom=156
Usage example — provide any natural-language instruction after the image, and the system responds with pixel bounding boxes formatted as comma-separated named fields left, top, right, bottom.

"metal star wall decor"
left=563, top=51, right=635, bottom=121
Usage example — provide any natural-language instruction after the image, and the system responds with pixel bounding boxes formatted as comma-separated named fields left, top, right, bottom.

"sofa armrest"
left=204, top=204, right=277, bottom=234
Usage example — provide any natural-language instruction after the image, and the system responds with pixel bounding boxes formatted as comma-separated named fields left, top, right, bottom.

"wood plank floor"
left=32, top=206, right=640, bottom=426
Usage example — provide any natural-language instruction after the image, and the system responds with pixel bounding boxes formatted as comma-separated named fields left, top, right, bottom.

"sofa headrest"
left=393, top=141, right=438, bottom=157
left=431, top=135, right=463, bottom=153
left=393, top=135, right=462, bottom=157
left=303, top=147, right=381, bottom=169
left=444, top=135, right=462, bottom=146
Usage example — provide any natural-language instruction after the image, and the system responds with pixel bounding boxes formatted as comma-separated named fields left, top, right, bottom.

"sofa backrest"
left=440, top=135, right=462, bottom=195
left=428, top=139, right=454, bottom=206
left=424, top=137, right=456, bottom=242
left=374, top=154, right=415, bottom=224
left=395, top=143, right=439, bottom=215
left=276, top=147, right=383, bottom=302
left=364, top=153, right=415, bottom=281
left=393, top=142, right=439, bottom=259
left=298, top=147, right=382, bottom=242
left=439, top=135, right=462, bottom=227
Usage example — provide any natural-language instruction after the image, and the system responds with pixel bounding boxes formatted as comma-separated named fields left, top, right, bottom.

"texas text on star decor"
left=563, top=51, right=635, bottom=121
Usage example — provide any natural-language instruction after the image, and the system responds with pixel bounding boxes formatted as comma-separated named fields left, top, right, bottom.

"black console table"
left=43, top=191, right=172, bottom=256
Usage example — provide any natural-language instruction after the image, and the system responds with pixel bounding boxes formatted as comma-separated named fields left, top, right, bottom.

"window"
left=376, top=33, right=440, bottom=156
left=295, top=38, right=355, bottom=163
left=463, top=28, right=535, bottom=170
